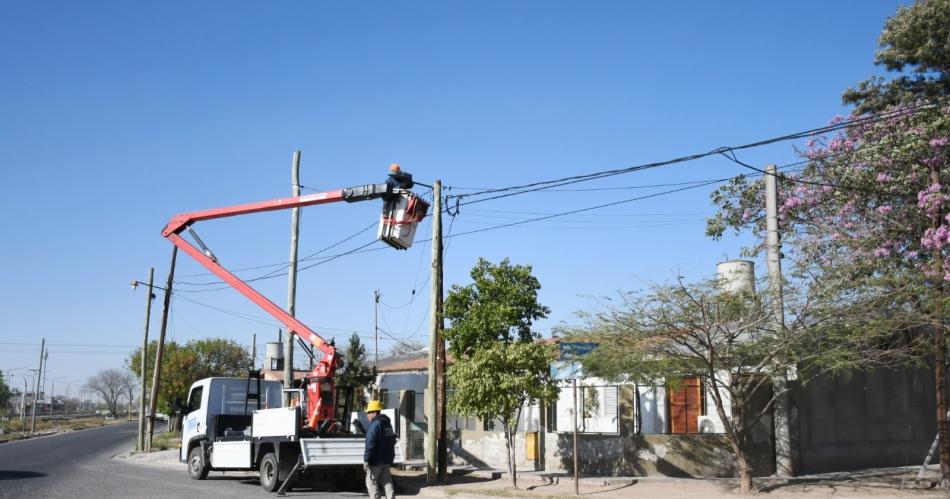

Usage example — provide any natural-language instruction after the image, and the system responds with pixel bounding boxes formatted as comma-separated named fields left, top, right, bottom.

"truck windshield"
left=208, top=378, right=282, bottom=415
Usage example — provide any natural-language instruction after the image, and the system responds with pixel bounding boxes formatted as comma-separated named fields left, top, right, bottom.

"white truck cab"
left=180, top=377, right=283, bottom=464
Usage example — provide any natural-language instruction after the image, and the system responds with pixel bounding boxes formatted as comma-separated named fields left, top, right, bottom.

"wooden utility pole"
left=766, top=164, right=794, bottom=477
left=30, top=338, right=44, bottom=433
left=930, top=166, right=950, bottom=488
left=251, top=333, right=257, bottom=370
left=284, top=150, right=302, bottom=406
left=137, top=267, right=154, bottom=452
left=426, top=181, right=444, bottom=485
left=572, top=377, right=580, bottom=495
left=374, top=290, right=381, bottom=376
left=147, top=246, right=177, bottom=452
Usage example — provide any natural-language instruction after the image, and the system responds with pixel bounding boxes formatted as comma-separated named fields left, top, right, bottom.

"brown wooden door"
left=668, top=377, right=701, bottom=433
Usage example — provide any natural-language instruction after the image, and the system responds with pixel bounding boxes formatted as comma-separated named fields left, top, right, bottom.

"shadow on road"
left=0, top=470, right=47, bottom=480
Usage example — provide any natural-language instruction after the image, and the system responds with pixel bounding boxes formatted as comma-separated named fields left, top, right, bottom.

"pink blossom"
left=876, top=173, right=892, bottom=183
left=873, top=247, right=891, bottom=258
left=931, top=137, right=949, bottom=148
left=876, top=205, right=893, bottom=215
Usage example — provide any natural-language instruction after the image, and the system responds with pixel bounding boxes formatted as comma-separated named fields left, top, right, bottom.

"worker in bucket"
left=364, top=400, right=396, bottom=499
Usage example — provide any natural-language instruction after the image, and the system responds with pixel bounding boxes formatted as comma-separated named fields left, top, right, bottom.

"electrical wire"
left=446, top=101, right=939, bottom=207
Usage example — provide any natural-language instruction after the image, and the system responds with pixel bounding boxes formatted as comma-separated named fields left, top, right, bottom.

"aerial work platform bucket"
left=378, top=191, right=428, bottom=249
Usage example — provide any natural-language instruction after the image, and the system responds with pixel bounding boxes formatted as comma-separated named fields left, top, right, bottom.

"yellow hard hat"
left=366, top=400, right=384, bottom=413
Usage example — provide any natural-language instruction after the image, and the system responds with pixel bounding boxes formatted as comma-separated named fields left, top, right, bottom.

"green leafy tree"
left=444, top=257, right=550, bottom=358
left=448, top=342, right=557, bottom=489
left=843, top=0, right=950, bottom=113
left=445, top=258, right=557, bottom=489
left=0, top=371, right=13, bottom=414
left=336, top=332, right=376, bottom=410
left=128, top=338, right=251, bottom=413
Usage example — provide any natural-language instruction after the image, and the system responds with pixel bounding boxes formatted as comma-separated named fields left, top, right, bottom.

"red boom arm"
left=162, top=167, right=426, bottom=430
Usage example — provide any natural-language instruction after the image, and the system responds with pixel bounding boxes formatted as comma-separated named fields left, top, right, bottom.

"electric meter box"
left=378, top=192, right=429, bottom=250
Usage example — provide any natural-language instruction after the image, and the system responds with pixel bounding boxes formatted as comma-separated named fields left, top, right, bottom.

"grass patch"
left=445, top=487, right=574, bottom=499
left=150, top=431, right=181, bottom=451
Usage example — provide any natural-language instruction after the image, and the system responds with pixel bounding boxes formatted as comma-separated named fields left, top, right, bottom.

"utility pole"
left=426, top=180, right=444, bottom=485
left=20, top=377, right=27, bottom=422
left=929, top=165, right=950, bottom=488
left=573, top=377, right=580, bottom=496
left=41, top=349, right=48, bottom=414
left=766, top=164, right=794, bottom=477
left=251, top=332, right=257, bottom=370
left=284, top=150, right=302, bottom=406
left=138, top=267, right=154, bottom=452
left=147, top=247, right=177, bottom=452
left=30, top=338, right=44, bottom=433
left=374, top=290, right=380, bottom=376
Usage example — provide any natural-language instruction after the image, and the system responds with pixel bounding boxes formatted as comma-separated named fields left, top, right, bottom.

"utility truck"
left=163, top=165, right=426, bottom=494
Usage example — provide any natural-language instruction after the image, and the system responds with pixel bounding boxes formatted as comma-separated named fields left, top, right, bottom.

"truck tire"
left=187, top=446, right=209, bottom=480
left=260, top=452, right=280, bottom=492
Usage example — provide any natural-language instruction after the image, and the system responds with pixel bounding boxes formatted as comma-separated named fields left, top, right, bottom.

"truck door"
left=180, top=384, right=206, bottom=461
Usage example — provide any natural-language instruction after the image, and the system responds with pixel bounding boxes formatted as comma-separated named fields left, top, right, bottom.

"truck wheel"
left=188, top=446, right=209, bottom=480
left=260, top=452, right=280, bottom=492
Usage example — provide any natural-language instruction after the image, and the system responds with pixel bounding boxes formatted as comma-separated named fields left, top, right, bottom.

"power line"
left=446, top=101, right=939, bottom=207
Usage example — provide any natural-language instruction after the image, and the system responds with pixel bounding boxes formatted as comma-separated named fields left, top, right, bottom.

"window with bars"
left=553, top=384, right=619, bottom=434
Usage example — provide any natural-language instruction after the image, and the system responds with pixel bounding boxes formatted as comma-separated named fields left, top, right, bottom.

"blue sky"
left=0, top=1, right=910, bottom=394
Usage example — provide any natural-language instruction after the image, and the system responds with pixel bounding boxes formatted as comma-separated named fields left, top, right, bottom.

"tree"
left=708, top=103, right=950, bottom=487
left=87, top=368, right=136, bottom=417
left=448, top=342, right=557, bottom=489
left=445, top=258, right=557, bottom=489
left=571, top=277, right=907, bottom=495
left=387, top=340, right=425, bottom=357
left=444, top=257, right=550, bottom=358
left=128, top=338, right=252, bottom=413
left=336, top=332, right=376, bottom=410
left=843, top=0, right=950, bottom=114
left=0, top=371, right=12, bottom=414
left=707, top=1, right=950, bottom=486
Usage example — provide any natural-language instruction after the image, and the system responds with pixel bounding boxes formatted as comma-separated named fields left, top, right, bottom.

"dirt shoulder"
left=0, top=416, right=128, bottom=443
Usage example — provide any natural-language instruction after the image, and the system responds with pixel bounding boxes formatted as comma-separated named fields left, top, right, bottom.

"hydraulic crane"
left=162, top=164, right=428, bottom=432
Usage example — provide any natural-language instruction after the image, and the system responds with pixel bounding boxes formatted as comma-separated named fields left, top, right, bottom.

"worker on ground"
left=364, top=400, right=396, bottom=499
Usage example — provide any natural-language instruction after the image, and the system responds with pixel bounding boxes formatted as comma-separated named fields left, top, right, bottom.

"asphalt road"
left=0, top=422, right=370, bottom=498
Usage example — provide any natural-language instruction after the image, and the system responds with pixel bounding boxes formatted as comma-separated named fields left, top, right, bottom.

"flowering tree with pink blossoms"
left=707, top=102, right=950, bottom=486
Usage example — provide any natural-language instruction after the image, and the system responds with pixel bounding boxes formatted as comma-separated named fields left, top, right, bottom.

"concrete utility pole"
left=766, top=164, right=794, bottom=477
left=251, top=333, right=257, bottom=370
left=20, top=377, right=27, bottom=422
left=147, top=247, right=177, bottom=452
left=30, top=339, right=44, bottom=433
left=426, top=181, right=444, bottom=485
left=41, top=349, right=48, bottom=414
left=138, top=267, right=154, bottom=452
left=284, top=150, right=302, bottom=406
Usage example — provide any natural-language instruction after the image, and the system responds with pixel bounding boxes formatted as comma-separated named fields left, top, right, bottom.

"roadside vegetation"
left=149, top=430, right=181, bottom=451
left=0, top=416, right=124, bottom=443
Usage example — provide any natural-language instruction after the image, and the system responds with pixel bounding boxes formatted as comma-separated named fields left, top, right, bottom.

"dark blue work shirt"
left=364, top=413, right=396, bottom=466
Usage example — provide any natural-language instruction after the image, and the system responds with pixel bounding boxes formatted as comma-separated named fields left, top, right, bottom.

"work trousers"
left=365, top=463, right=395, bottom=499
